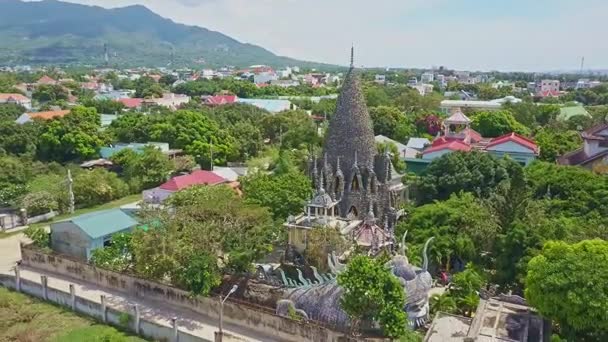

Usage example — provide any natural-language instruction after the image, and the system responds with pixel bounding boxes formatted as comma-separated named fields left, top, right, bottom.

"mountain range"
left=0, top=0, right=331, bottom=69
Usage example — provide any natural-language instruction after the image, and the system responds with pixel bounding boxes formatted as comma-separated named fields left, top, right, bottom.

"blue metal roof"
left=236, top=98, right=292, bottom=113
left=69, top=209, right=139, bottom=239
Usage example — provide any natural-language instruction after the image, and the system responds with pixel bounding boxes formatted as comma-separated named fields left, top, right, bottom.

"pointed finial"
left=336, top=156, right=341, bottom=171
left=350, top=45, right=354, bottom=68
left=354, top=151, right=358, bottom=166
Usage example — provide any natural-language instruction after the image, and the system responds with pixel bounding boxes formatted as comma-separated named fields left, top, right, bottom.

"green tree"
left=73, top=169, right=129, bottom=207
left=241, top=169, right=312, bottom=220
left=20, top=191, right=58, bottom=216
left=90, top=233, right=133, bottom=272
left=0, top=104, right=26, bottom=121
left=32, top=84, right=69, bottom=102
left=174, top=251, right=221, bottom=296
left=534, top=129, right=582, bottom=162
left=525, top=240, right=608, bottom=341
left=471, top=110, right=529, bottom=137
left=338, top=255, right=408, bottom=338
left=415, top=151, right=516, bottom=203
left=134, top=76, right=164, bottom=98
left=369, top=106, right=404, bottom=138
left=365, top=86, right=392, bottom=107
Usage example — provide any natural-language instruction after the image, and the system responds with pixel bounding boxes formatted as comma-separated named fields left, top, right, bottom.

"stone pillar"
left=40, top=275, right=48, bottom=300
left=69, top=284, right=76, bottom=310
left=100, top=295, right=107, bottom=323
left=171, top=317, right=178, bottom=342
left=133, top=304, right=140, bottom=334
left=14, top=266, right=20, bottom=292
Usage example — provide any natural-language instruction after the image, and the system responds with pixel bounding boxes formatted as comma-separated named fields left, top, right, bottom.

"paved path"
left=0, top=234, right=277, bottom=342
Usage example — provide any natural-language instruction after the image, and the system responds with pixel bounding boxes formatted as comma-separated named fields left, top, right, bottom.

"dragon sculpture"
left=276, top=233, right=434, bottom=329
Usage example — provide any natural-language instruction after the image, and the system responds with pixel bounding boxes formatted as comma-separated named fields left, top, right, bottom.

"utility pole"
left=67, top=170, right=74, bottom=214
left=209, top=138, right=214, bottom=171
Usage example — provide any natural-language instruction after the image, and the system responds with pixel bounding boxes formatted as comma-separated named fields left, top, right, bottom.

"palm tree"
left=430, top=293, right=457, bottom=315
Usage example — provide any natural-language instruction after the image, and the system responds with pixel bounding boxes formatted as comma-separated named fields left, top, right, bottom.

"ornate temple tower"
left=308, top=48, right=405, bottom=242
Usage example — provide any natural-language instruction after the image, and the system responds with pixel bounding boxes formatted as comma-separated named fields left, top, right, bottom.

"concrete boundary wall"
left=20, top=244, right=346, bottom=342
left=0, top=273, right=208, bottom=342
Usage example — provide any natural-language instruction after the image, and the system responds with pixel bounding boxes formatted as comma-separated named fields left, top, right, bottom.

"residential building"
left=558, top=105, right=591, bottom=121
left=439, top=96, right=522, bottom=113
left=142, top=170, right=229, bottom=203
left=36, top=75, right=58, bottom=86
left=375, top=135, right=419, bottom=159
left=16, top=110, right=71, bottom=124
left=0, top=93, right=32, bottom=110
left=576, top=79, right=602, bottom=89
left=254, top=72, right=278, bottom=85
left=237, top=98, right=294, bottom=113
left=411, top=83, right=434, bottom=96
left=421, top=72, right=434, bottom=83
left=406, top=137, right=431, bottom=151
left=406, top=108, right=539, bottom=172
left=270, top=79, right=300, bottom=88
left=143, top=93, right=190, bottom=110
left=537, top=79, right=560, bottom=97
left=117, top=98, right=144, bottom=110
left=558, top=123, right=608, bottom=169
left=203, top=94, right=238, bottom=106
left=375, top=75, right=386, bottom=84
left=50, top=209, right=139, bottom=260
left=277, top=68, right=292, bottom=78
left=407, top=77, right=418, bottom=86
left=94, top=90, right=134, bottom=101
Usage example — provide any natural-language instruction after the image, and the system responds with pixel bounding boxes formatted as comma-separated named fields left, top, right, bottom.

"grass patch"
left=0, top=287, right=148, bottom=342
left=0, top=229, right=23, bottom=240
left=28, top=194, right=142, bottom=230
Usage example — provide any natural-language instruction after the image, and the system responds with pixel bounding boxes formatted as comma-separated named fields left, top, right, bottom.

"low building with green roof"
left=50, top=209, right=139, bottom=261
left=558, top=105, right=590, bottom=121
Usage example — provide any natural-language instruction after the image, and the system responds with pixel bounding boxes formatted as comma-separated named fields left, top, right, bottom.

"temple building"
left=405, top=108, right=539, bottom=174
left=285, top=49, right=406, bottom=255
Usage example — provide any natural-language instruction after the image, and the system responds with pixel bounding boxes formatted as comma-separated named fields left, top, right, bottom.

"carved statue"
left=275, top=234, right=434, bottom=329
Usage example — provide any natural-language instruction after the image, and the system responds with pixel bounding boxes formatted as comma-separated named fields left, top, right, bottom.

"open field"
left=0, top=287, right=148, bottom=342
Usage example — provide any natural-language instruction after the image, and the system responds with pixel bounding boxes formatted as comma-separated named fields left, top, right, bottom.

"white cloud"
left=57, top=0, right=608, bottom=71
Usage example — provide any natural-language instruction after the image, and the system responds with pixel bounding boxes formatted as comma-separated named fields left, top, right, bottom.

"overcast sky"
left=61, top=0, right=608, bottom=71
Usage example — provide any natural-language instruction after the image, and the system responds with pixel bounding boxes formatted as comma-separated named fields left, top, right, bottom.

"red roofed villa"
left=407, top=108, right=539, bottom=173
left=118, top=98, right=144, bottom=109
left=203, top=94, right=238, bottom=106
left=16, top=110, right=71, bottom=124
left=36, top=75, right=58, bottom=85
left=142, top=170, right=230, bottom=203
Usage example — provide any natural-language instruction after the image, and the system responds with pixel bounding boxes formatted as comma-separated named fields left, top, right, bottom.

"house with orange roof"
left=36, top=75, right=58, bottom=86
left=16, top=110, right=71, bottom=124
left=0, top=93, right=32, bottom=110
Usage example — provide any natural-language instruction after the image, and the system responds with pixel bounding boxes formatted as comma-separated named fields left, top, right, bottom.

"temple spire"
left=350, top=45, right=354, bottom=68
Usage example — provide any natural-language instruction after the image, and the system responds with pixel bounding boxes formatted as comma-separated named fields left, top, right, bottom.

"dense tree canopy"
left=470, top=110, right=529, bottom=137
left=526, top=240, right=608, bottom=341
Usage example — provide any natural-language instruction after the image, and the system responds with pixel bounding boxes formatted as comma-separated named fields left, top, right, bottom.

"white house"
left=0, top=93, right=32, bottom=110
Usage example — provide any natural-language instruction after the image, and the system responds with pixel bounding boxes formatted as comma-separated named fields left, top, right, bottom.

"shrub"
left=20, top=191, right=58, bottom=216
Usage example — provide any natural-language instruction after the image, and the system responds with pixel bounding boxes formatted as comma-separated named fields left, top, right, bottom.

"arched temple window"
left=348, top=206, right=358, bottom=218
left=351, top=176, right=360, bottom=191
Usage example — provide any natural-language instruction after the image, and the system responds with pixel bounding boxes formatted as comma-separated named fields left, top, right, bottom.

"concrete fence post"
left=133, top=304, right=140, bottom=334
left=40, top=275, right=48, bottom=300
left=100, top=295, right=107, bottom=323
left=14, top=266, right=20, bottom=292
left=172, top=317, right=178, bottom=342
left=69, top=284, right=76, bottom=310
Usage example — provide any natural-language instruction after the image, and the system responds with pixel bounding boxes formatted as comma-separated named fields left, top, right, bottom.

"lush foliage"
left=90, top=233, right=133, bottom=272
left=338, top=255, right=409, bottom=338
left=470, top=110, right=528, bottom=137
left=525, top=240, right=608, bottom=341
left=24, top=225, right=49, bottom=248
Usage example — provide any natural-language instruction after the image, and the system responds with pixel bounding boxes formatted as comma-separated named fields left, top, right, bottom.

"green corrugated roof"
left=559, top=106, right=590, bottom=121
left=70, top=209, right=139, bottom=239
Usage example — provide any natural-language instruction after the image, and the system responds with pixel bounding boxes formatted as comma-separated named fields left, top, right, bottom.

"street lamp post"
left=218, top=284, right=238, bottom=341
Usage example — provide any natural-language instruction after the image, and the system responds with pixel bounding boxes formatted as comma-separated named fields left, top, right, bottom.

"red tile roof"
left=486, top=132, right=539, bottom=154
left=118, top=98, right=144, bottom=108
left=159, top=170, right=227, bottom=191
left=423, top=140, right=471, bottom=154
left=37, top=75, right=57, bottom=85
left=26, top=110, right=70, bottom=120
left=205, top=95, right=237, bottom=105
left=539, top=90, right=560, bottom=97
left=0, top=93, right=29, bottom=102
